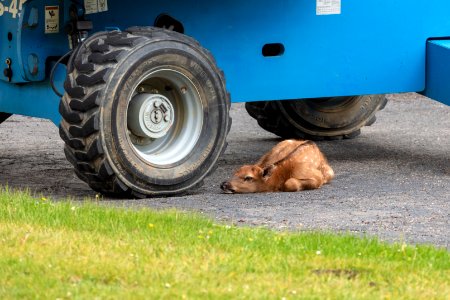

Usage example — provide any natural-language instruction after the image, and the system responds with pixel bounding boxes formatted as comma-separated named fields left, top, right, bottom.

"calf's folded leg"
left=283, top=177, right=322, bottom=192
left=283, top=166, right=325, bottom=192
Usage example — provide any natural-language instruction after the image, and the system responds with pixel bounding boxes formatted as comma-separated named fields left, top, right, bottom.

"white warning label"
left=85, top=0, right=108, bottom=14
left=317, top=0, right=341, bottom=15
left=84, top=0, right=98, bottom=14
left=45, top=6, right=59, bottom=33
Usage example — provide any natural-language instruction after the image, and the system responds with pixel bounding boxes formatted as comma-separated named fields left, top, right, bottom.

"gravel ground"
left=0, top=93, right=449, bottom=248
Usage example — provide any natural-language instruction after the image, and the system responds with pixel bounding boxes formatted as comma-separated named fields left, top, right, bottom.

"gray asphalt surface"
left=0, top=93, right=449, bottom=248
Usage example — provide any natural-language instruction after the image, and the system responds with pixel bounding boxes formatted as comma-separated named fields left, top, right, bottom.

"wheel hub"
left=128, top=93, right=174, bottom=139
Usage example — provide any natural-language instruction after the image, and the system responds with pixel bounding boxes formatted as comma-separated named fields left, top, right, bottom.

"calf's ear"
left=262, top=165, right=276, bottom=179
left=251, top=166, right=264, bottom=177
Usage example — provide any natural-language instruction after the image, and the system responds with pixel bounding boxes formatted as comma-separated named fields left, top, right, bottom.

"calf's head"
left=221, top=165, right=275, bottom=194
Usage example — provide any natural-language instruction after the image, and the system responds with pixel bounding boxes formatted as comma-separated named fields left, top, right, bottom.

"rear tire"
left=245, top=95, right=387, bottom=140
left=59, top=28, right=231, bottom=198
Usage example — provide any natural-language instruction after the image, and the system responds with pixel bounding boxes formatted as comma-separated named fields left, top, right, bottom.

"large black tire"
left=59, top=27, right=231, bottom=198
left=0, top=112, right=11, bottom=124
left=245, top=95, right=387, bottom=140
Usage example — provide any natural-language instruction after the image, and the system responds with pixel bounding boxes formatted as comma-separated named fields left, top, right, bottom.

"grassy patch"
left=0, top=187, right=448, bottom=299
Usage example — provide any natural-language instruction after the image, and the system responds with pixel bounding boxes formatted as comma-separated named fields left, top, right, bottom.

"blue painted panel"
left=0, top=0, right=28, bottom=83
left=0, top=0, right=69, bottom=83
left=85, top=0, right=450, bottom=102
left=19, top=0, right=69, bottom=82
left=423, top=40, right=450, bottom=106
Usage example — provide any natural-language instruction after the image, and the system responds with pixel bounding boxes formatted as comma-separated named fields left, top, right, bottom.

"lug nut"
left=160, top=103, right=168, bottom=114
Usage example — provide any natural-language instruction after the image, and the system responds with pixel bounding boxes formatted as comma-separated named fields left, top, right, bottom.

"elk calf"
left=221, top=140, right=334, bottom=193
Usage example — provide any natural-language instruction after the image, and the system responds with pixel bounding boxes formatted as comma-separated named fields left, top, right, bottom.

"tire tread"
left=60, top=27, right=231, bottom=198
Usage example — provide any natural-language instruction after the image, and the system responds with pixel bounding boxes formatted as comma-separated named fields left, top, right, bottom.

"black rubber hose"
left=50, top=50, right=73, bottom=97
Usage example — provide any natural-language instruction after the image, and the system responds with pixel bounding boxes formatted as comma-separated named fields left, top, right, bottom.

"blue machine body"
left=1, top=0, right=450, bottom=124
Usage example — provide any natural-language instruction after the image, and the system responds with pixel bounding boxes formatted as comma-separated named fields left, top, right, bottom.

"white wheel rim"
left=126, top=69, right=203, bottom=166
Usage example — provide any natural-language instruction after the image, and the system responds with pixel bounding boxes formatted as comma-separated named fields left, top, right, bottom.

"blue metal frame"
left=1, top=0, right=450, bottom=124
left=423, top=40, right=450, bottom=106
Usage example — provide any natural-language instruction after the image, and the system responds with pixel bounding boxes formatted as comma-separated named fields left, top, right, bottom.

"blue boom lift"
left=1, top=0, right=449, bottom=197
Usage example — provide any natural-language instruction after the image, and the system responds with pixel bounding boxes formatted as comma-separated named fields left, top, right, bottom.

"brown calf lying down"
left=221, top=140, right=334, bottom=193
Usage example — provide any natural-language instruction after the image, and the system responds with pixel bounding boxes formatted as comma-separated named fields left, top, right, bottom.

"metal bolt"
left=4, top=58, right=12, bottom=82
left=160, top=103, right=168, bottom=114
left=181, top=87, right=187, bottom=94
left=164, top=114, right=170, bottom=122
left=137, top=86, right=145, bottom=93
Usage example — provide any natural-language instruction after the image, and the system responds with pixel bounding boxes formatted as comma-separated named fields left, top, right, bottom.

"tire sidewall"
left=279, top=95, right=384, bottom=136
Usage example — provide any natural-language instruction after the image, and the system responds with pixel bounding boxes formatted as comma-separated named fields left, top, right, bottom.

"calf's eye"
left=244, top=176, right=253, bottom=182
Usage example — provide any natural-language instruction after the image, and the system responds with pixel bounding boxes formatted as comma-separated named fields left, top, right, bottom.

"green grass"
left=0, top=187, right=448, bottom=299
